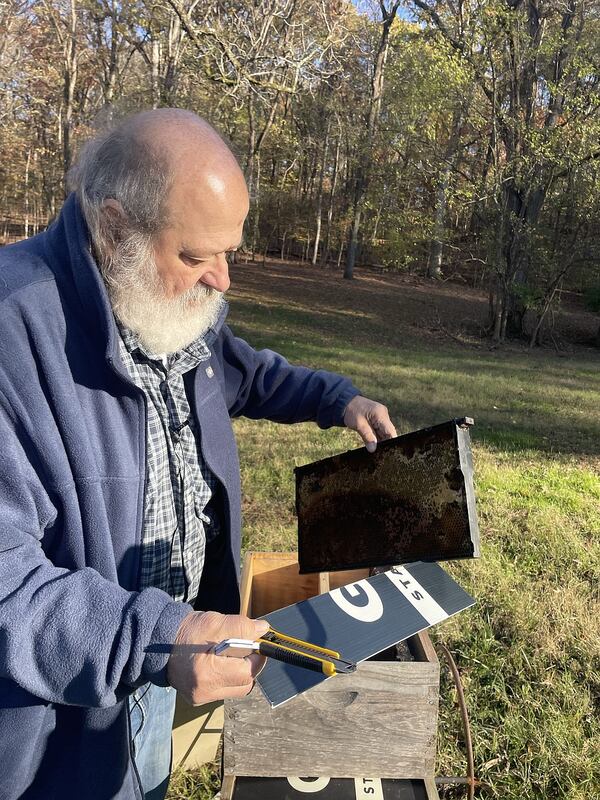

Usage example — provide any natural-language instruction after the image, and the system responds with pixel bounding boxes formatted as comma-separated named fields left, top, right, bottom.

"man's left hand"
left=343, top=396, right=397, bottom=452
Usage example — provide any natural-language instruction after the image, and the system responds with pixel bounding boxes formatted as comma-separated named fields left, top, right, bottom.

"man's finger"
left=370, top=407, right=397, bottom=440
left=221, top=681, right=255, bottom=700
left=246, top=652, right=267, bottom=678
left=191, top=679, right=255, bottom=706
left=373, top=418, right=397, bottom=440
left=226, top=613, right=269, bottom=642
left=209, top=652, right=255, bottom=686
left=343, top=396, right=396, bottom=449
left=355, top=417, right=377, bottom=452
left=216, top=613, right=270, bottom=642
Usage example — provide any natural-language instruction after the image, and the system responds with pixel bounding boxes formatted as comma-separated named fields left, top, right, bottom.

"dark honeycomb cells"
left=296, top=418, right=480, bottom=574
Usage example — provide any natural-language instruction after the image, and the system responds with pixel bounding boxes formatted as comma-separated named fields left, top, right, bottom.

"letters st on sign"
left=329, top=566, right=447, bottom=627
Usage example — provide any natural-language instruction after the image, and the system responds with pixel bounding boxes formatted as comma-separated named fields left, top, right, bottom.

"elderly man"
left=0, top=109, right=396, bottom=800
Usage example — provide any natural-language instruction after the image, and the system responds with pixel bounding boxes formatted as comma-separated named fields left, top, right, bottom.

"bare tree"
left=42, top=0, right=81, bottom=184
left=344, top=0, right=400, bottom=280
left=167, top=0, right=348, bottom=253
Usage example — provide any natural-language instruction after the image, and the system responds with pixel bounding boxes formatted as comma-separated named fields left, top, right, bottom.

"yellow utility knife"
left=214, top=626, right=356, bottom=677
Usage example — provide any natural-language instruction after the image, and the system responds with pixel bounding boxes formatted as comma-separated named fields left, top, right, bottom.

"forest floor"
left=168, top=260, right=600, bottom=800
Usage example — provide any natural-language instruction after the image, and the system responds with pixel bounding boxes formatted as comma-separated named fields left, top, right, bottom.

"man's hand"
left=343, top=395, right=397, bottom=452
left=167, top=611, right=269, bottom=705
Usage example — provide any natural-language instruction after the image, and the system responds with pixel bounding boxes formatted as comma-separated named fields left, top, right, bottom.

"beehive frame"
left=295, top=418, right=480, bottom=574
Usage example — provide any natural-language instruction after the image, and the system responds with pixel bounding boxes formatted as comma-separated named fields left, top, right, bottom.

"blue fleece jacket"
left=0, top=194, right=359, bottom=800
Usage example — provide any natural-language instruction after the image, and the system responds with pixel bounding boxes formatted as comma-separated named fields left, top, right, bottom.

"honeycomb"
left=296, top=419, right=480, bottom=574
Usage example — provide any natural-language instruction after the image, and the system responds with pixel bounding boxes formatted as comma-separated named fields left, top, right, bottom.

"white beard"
left=98, top=231, right=225, bottom=355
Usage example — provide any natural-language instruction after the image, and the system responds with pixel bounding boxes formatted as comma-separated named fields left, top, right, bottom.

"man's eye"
left=181, top=253, right=203, bottom=264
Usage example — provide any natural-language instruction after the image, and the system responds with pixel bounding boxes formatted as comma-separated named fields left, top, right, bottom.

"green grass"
left=435, top=451, right=599, bottom=798
left=168, top=764, right=221, bottom=799
left=168, top=267, right=600, bottom=799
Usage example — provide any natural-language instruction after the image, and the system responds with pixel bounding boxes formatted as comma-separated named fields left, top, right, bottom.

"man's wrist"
left=335, top=387, right=362, bottom=428
left=142, top=598, right=194, bottom=687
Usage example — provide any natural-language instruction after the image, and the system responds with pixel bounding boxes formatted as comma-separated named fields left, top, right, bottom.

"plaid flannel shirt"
left=117, top=324, right=218, bottom=603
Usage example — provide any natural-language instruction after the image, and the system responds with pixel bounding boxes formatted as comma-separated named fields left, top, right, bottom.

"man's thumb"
left=232, top=615, right=269, bottom=641
left=253, top=618, right=270, bottom=637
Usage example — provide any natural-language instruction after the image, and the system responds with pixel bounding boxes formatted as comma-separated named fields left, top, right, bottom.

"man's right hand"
left=167, top=611, right=269, bottom=705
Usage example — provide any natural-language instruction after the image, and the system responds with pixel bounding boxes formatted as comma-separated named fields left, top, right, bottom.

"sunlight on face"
left=151, top=166, right=249, bottom=299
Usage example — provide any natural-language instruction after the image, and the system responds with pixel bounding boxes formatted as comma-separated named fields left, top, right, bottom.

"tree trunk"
left=344, top=200, right=362, bottom=279
left=312, top=124, right=330, bottom=265
left=24, top=148, right=31, bottom=238
left=322, top=134, right=340, bottom=266
left=103, top=1, right=120, bottom=109
left=304, top=233, right=311, bottom=263
left=246, top=96, right=256, bottom=196
left=427, top=105, right=465, bottom=278
left=162, top=10, right=185, bottom=103
left=500, top=180, right=548, bottom=338
left=62, top=0, right=78, bottom=190
left=251, top=154, right=262, bottom=255
left=245, top=91, right=281, bottom=257
left=306, top=143, right=319, bottom=202
left=344, top=1, right=400, bottom=280
left=151, top=37, right=160, bottom=108
left=426, top=171, right=448, bottom=279
left=492, top=299, right=503, bottom=343
left=337, top=227, right=346, bottom=270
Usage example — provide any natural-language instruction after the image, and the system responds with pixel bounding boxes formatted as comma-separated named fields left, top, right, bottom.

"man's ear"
left=99, top=198, right=127, bottom=245
left=101, top=198, right=126, bottom=224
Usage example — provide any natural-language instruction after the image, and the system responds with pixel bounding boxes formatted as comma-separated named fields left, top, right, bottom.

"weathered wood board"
left=224, top=661, right=439, bottom=779
left=256, top=561, right=474, bottom=707
left=296, top=418, right=480, bottom=573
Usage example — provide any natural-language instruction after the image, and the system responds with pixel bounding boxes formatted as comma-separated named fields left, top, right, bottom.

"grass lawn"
left=168, top=262, right=600, bottom=800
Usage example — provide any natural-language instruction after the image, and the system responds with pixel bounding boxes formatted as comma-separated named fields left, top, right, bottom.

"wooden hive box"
left=222, top=552, right=440, bottom=800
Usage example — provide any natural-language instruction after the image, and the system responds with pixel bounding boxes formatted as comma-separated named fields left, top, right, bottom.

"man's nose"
left=201, top=253, right=230, bottom=293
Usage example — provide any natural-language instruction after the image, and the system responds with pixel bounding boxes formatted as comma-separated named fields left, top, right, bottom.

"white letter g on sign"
left=329, top=580, right=384, bottom=623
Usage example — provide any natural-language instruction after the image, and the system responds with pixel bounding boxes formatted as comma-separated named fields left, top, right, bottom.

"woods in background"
left=1, top=0, right=599, bottom=344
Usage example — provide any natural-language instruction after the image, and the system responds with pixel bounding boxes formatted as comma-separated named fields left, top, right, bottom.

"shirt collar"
left=117, top=321, right=211, bottom=375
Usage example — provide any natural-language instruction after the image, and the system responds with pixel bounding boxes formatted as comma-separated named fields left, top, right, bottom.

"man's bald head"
left=120, top=109, right=245, bottom=198
left=71, top=109, right=250, bottom=353
left=125, top=108, right=237, bottom=167
left=71, top=108, right=246, bottom=243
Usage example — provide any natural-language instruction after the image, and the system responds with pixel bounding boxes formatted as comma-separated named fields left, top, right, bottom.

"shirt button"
left=206, top=366, right=214, bottom=378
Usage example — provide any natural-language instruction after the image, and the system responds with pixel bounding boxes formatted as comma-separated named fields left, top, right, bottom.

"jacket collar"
left=44, top=193, right=229, bottom=368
